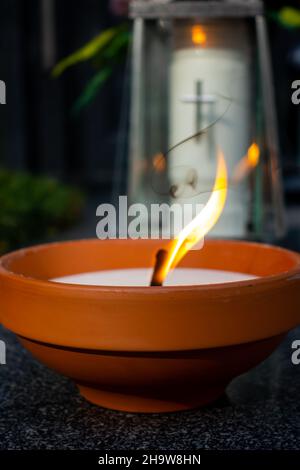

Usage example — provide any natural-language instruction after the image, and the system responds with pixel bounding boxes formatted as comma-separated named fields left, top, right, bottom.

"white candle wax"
left=169, top=48, right=251, bottom=238
left=51, top=268, right=257, bottom=287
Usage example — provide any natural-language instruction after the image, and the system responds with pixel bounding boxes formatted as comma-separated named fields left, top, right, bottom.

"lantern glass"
left=128, top=4, right=284, bottom=240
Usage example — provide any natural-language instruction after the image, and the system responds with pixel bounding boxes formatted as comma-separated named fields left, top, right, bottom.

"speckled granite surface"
left=0, top=324, right=299, bottom=450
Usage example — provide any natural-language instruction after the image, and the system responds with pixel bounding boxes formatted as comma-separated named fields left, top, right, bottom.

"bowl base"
left=77, top=384, right=226, bottom=413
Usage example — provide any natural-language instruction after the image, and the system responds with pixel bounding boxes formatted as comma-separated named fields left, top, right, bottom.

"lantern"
left=127, top=0, right=285, bottom=240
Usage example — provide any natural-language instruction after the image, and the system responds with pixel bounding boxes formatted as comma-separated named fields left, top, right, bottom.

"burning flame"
left=232, top=142, right=260, bottom=184
left=247, top=142, right=260, bottom=167
left=192, top=25, right=207, bottom=46
left=151, top=143, right=259, bottom=286
left=157, top=149, right=227, bottom=284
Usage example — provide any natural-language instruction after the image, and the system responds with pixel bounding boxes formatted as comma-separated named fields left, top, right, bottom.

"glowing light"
left=247, top=142, right=260, bottom=167
left=192, top=25, right=207, bottom=46
left=152, top=153, right=166, bottom=173
left=232, top=142, right=260, bottom=184
left=158, top=149, right=228, bottom=284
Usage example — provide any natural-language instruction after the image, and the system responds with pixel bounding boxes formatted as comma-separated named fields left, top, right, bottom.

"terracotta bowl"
left=0, top=239, right=299, bottom=413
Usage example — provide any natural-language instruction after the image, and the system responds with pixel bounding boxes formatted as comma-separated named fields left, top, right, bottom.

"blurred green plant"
left=0, top=170, right=84, bottom=254
left=270, top=6, right=300, bottom=29
left=53, top=23, right=131, bottom=114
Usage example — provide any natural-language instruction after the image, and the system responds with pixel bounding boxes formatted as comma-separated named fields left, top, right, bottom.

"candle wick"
left=150, top=249, right=169, bottom=287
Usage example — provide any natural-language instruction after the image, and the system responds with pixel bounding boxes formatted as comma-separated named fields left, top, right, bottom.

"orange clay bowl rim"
left=0, top=238, right=299, bottom=291
left=0, top=238, right=299, bottom=352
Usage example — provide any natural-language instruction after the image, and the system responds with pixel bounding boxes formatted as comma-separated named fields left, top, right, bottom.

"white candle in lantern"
left=51, top=268, right=257, bottom=287
left=169, top=26, right=251, bottom=238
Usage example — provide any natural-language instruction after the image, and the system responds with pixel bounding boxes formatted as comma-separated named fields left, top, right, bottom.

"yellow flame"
left=232, top=142, right=260, bottom=184
left=159, top=149, right=227, bottom=283
left=192, top=25, right=207, bottom=46
left=247, top=142, right=260, bottom=167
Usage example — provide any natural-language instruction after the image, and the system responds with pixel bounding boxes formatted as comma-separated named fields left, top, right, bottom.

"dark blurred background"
left=0, top=0, right=299, bottom=248
left=0, top=0, right=126, bottom=188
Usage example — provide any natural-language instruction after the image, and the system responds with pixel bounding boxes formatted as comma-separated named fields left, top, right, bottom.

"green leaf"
left=103, top=30, right=131, bottom=59
left=92, top=29, right=131, bottom=68
left=277, top=7, right=300, bottom=29
left=72, top=31, right=130, bottom=114
left=52, top=26, right=122, bottom=77
left=72, top=66, right=113, bottom=115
